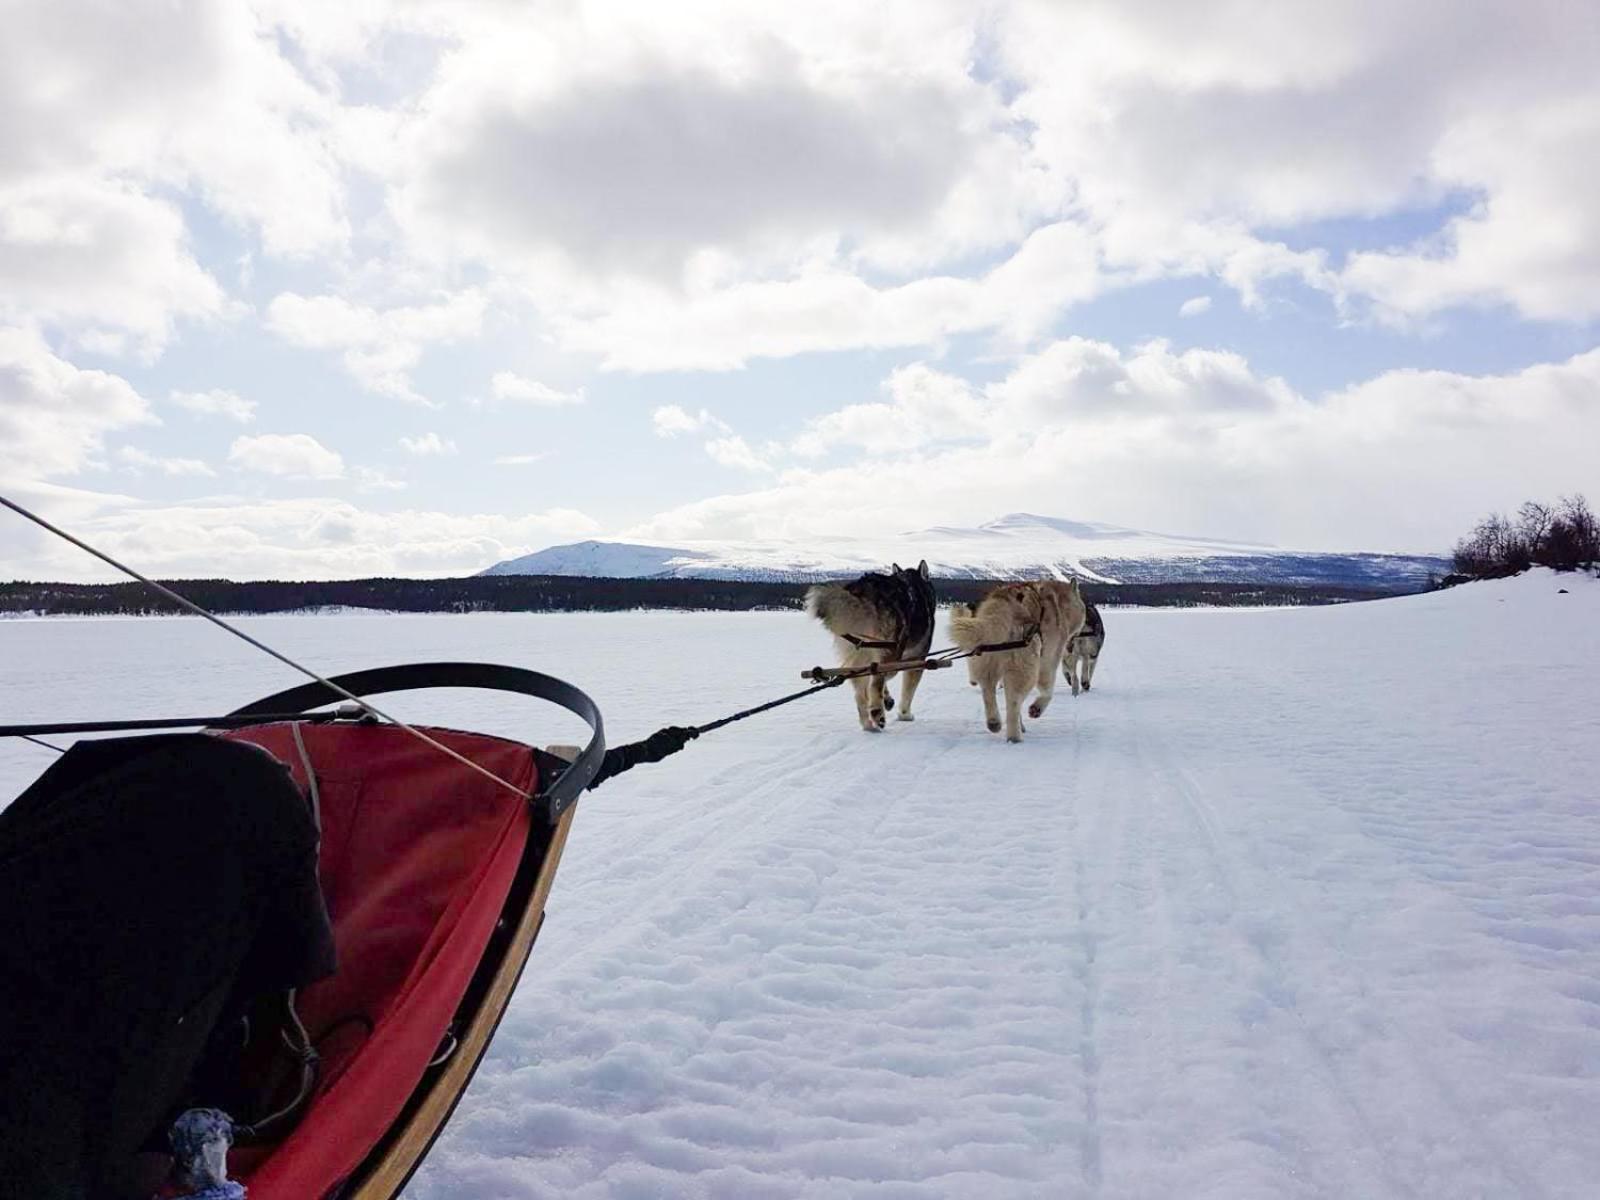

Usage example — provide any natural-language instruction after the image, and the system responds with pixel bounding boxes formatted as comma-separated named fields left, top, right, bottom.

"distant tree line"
left=1451, top=495, right=1599, bottom=578
left=0, top=574, right=1411, bottom=619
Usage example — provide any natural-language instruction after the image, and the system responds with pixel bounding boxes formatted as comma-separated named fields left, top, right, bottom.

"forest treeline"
left=0, top=575, right=1409, bottom=618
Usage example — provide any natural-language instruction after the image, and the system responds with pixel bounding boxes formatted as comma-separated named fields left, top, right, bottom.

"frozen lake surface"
left=3, top=573, right=1597, bottom=1199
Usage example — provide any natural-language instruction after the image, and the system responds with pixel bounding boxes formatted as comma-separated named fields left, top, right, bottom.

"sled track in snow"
left=540, top=731, right=859, bottom=976
left=1119, top=704, right=1558, bottom=1199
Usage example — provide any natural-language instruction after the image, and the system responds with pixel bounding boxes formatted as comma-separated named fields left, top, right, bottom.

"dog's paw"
left=1006, top=733, right=1023, bottom=744
left=882, top=693, right=894, bottom=711
left=897, top=711, right=915, bottom=722
left=1028, top=702, right=1044, bottom=719
left=870, top=709, right=886, bottom=730
left=986, top=718, right=1001, bottom=733
left=1083, top=682, right=1091, bottom=691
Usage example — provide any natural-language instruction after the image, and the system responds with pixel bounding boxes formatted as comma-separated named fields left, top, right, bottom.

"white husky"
left=949, top=579, right=1086, bottom=742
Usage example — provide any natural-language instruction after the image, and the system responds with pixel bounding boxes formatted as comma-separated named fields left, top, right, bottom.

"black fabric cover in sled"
left=0, top=734, right=335, bottom=1200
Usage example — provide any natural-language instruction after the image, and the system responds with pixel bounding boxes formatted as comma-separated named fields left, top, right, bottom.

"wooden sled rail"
left=801, top=656, right=956, bottom=683
left=800, top=634, right=1038, bottom=683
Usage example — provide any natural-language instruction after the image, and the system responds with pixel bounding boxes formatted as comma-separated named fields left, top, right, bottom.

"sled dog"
left=805, top=561, right=936, bottom=732
left=949, top=579, right=1086, bottom=742
left=1064, top=602, right=1105, bottom=694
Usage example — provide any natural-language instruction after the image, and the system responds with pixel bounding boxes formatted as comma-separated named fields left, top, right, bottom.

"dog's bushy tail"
left=947, top=604, right=989, bottom=652
left=805, top=583, right=844, bottom=630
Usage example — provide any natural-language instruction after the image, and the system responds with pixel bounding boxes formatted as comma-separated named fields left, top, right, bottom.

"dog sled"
left=0, top=662, right=605, bottom=1199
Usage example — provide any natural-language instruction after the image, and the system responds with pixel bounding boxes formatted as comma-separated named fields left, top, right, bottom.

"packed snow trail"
left=1, top=573, right=1596, bottom=1197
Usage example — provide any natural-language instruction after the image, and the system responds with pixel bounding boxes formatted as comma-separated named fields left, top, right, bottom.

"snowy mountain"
left=479, top=512, right=1448, bottom=589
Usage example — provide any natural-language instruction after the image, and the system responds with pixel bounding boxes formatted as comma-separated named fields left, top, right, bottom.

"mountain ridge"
left=480, top=513, right=1448, bottom=590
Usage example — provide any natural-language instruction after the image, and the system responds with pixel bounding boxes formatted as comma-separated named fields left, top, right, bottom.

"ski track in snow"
left=1, top=573, right=1597, bottom=1198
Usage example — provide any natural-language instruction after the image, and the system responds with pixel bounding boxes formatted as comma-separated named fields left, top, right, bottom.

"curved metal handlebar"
left=226, top=662, right=606, bottom=822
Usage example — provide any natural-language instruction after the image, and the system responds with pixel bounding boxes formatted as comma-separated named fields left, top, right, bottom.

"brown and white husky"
left=805, top=561, right=937, bottom=732
left=949, top=579, right=1086, bottom=742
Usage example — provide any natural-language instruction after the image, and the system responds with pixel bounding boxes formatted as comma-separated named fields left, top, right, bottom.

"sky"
left=2, top=0, right=1597, bottom=581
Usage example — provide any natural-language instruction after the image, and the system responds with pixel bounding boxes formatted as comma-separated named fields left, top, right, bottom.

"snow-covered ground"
left=1, top=572, right=1596, bottom=1198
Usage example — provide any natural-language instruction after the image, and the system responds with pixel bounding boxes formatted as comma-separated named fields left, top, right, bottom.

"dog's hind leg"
left=1063, top=646, right=1082, bottom=696
left=850, top=676, right=880, bottom=733
left=867, top=673, right=889, bottom=731
left=896, top=667, right=924, bottom=721
left=1029, top=637, right=1063, bottom=719
left=1002, top=663, right=1029, bottom=743
left=1082, top=650, right=1097, bottom=691
left=979, top=676, right=1001, bottom=734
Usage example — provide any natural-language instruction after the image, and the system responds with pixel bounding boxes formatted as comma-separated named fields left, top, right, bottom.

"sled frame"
left=225, top=663, right=604, bottom=1198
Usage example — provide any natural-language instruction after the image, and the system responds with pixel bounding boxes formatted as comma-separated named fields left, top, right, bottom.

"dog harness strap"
left=842, top=633, right=901, bottom=651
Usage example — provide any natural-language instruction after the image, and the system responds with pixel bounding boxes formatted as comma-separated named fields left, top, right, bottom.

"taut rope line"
left=0, top=493, right=531, bottom=801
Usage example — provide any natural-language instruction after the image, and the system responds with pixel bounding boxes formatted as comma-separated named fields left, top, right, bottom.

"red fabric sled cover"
left=221, top=723, right=536, bottom=1198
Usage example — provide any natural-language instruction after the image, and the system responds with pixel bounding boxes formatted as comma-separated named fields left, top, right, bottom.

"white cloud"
left=389, top=5, right=1029, bottom=281
left=266, top=291, right=487, bottom=403
left=356, top=5, right=1103, bottom=371
left=0, top=0, right=347, bottom=355
left=7, top=0, right=1600, bottom=381
left=704, top=436, right=772, bottom=473
left=115, top=447, right=216, bottom=478
left=0, top=327, right=155, bottom=481
left=494, top=452, right=552, bottom=466
left=652, top=404, right=773, bottom=473
left=1342, top=104, right=1600, bottom=322
left=1179, top=296, right=1213, bottom=317
left=553, top=221, right=1108, bottom=372
left=0, top=178, right=226, bottom=356
left=990, top=0, right=1600, bottom=323
left=782, top=338, right=1288, bottom=463
left=626, top=338, right=1600, bottom=554
left=353, top=466, right=406, bottom=492
left=791, top=362, right=986, bottom=458
left=399, top=432, right=457, bottom=456
left=0, top=2, right=347, bottom=250
left=0, top=491, right=603, bottom=581
left=991, top=337, right=1295, bottom=420
left=170, top=389, right=256, bottom=423
left=652, top=405, right=728, bottom=437
left=227, top=433, right=345, bottom=480
left=488, top=372, right=586, bottom=407
left=323, top=0, right=1600, bottom=363
left=400, top=70, right=978, bottom=278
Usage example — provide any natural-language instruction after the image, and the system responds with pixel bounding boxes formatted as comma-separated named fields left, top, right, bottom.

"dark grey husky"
left=805, top=561, right=937, bottom=731
left=1064, top=602, right=1105, bottom=694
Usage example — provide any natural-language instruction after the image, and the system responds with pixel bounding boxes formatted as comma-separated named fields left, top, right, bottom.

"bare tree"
left=1454, top=494, right=1599, bottom=576
left=1517, top=500, right=1554, bottom=553
left=1545, top=494, right=1600, bottom=570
